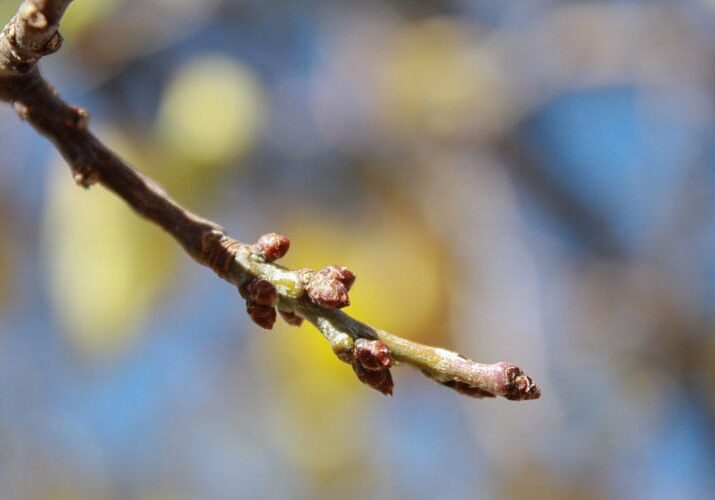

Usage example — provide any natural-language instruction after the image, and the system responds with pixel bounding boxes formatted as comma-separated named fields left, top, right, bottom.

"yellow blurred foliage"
left=156, top=55, right=265, bottom=168
left=255, top=210, right=446, bottom=470
left=43, top=154, right=176, bottom=360
left=281, top=212, right=447, bottom=342
left=60, top=0, right=118, bottom=38
left=90, top=124, right=215, bottom=208
left=258, top=318, right=367, bottom=471
left=0, top=4, right=17, bottom=28
left=380, top=17, right=509, bottom=140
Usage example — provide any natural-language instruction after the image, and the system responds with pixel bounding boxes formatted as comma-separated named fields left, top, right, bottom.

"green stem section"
left=229, top=247, right=540, bottom=400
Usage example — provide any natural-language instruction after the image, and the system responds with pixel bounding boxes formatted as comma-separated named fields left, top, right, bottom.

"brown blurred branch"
left=0, top=0, right=540, bottom=401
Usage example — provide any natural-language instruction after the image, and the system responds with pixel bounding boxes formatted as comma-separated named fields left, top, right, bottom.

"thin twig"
left=0, top=0, right=540, bottom=400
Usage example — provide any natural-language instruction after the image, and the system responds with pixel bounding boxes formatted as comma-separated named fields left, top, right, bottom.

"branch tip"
left=0, top=0, right=541, bottom=403
left=499, top=363, right=541, bottom=401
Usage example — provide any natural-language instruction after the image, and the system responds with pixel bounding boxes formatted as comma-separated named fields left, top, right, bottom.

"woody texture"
left=0, top=0, right=540, bottom=401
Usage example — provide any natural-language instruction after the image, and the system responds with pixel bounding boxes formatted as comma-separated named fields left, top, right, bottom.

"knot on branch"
left=203, top=233, right=243, bottom=280
left=2, top=23, right=36, bottom=72
left=65, top=105, right=89, bottom=130
left=19, top=2, right=47, bottom=30
left=71, top=163, right=99, bottom=188
left=351, top=338, right=394, bottom=396
left=2, top=7, right=63, bottom=73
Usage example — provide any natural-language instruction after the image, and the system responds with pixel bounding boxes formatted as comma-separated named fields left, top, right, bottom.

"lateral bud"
left=353, top=362, right=394, bottom=396
left=254, top=233, right=290, bottom=262
left=303, top=266, right=351, bottom=309
left=353, top=338, right=392, bottom=371
left=324, top=265, right=356, bottom=291
left=351, top=339, right=394, bottom=396
left=246, top=302, right=276, bottom=330
left=245, top=279, right=277, bottom=306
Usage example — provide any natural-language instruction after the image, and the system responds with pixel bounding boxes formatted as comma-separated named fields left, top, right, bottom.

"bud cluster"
left=351, top=338, right=394, bottom=396
left=241, top=233, right=297, bottom=329
left=302, top=265, right=355, bottom=309
left=238, top=232, right=410, bottom=398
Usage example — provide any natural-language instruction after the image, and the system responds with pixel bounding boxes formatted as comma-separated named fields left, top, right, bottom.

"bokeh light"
left=1, top=1, right=714, bottom=499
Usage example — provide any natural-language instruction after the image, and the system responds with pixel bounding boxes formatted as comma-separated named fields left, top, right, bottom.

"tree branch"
left=0, top=0, right=540, bottom=401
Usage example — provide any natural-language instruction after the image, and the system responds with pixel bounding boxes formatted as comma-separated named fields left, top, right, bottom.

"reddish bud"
left=246, top=303, right=276, bottom=330
left=278, top=309, right=304, bottom=326
left=324, top=265, right=356, bottom=291
left=351, top=339, right=393, bottom=395
left=496, top=362, right=541, bottom=401
left=354, top=338, right=392, bottom=371
left=353, top=362, right=394, bottom=396
left=304, top=267, right=350, bottom=309
left=255, top=233, right=290, bottom=262
left=246, top=279, right=277, bottom=306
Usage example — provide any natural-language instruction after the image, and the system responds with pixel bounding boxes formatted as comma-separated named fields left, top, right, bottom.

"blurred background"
left=1, top=0, right=714, bottom=498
